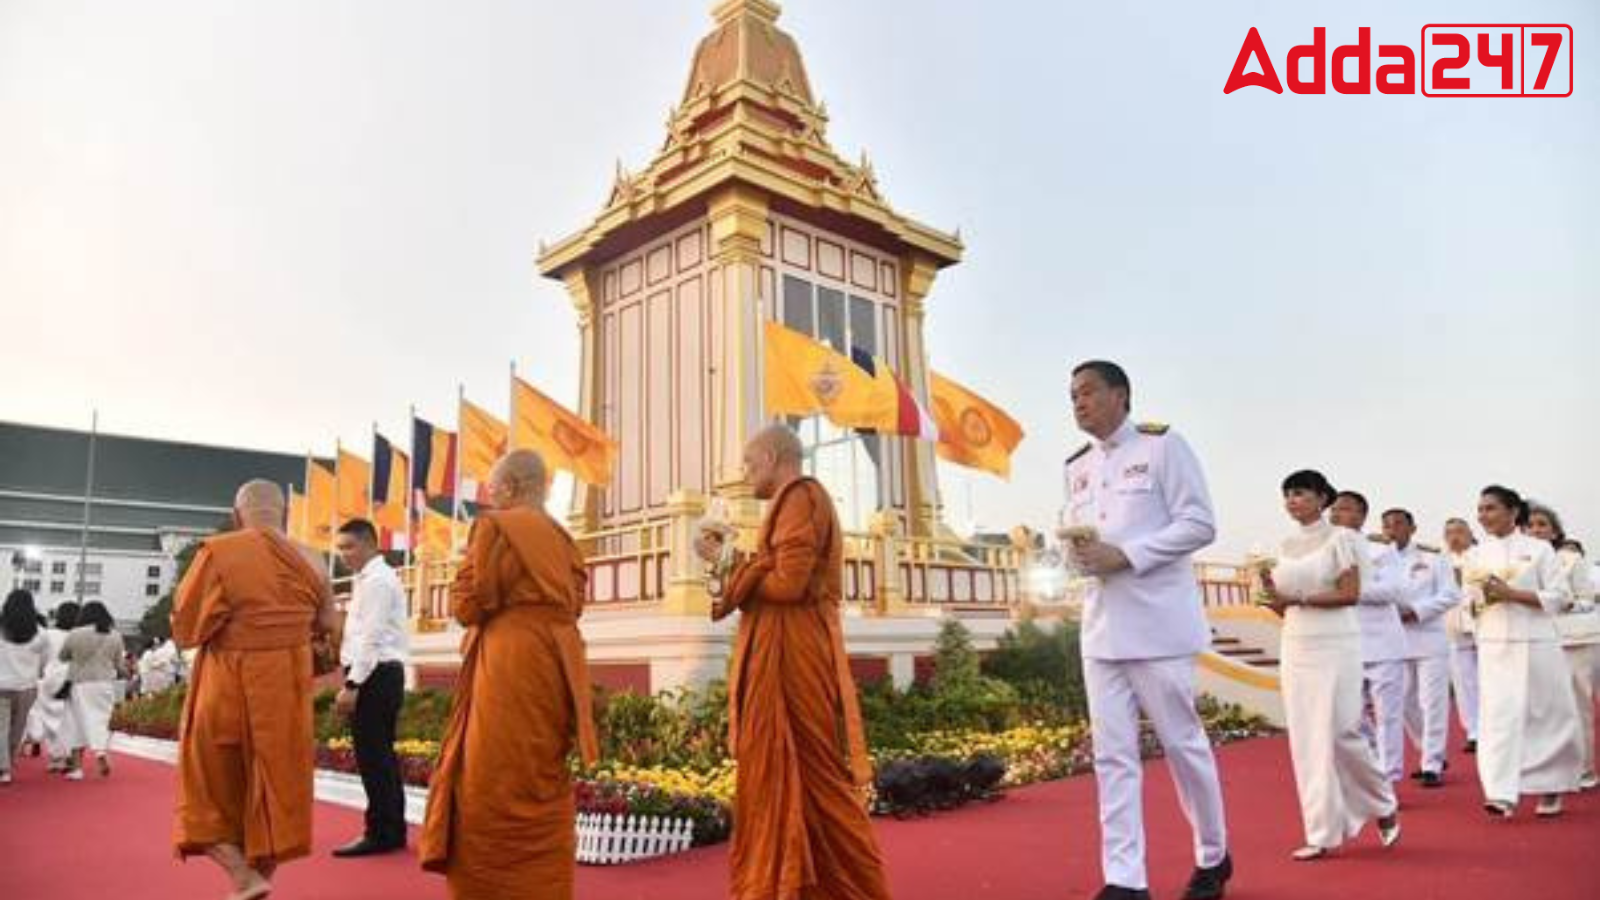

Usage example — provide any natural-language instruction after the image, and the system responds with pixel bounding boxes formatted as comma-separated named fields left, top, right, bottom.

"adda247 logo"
left=1224, top=25, right=1573, bottom=97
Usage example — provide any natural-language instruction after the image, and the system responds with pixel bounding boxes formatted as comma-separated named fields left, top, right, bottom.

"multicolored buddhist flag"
left=848, top=349, right=937, bottom=439
left=510, top=376, right=618, bottom=486
left=763, top=320, right=898, bottom=430
left=458, top=398, right=508, bottom=502
left=411, top=416, right=457, bottom=501
left=930, top=371, right=1025, bottom=478
left=336, top=449, right=372, bottom=523
left=372, top=434, right=410, bottom=549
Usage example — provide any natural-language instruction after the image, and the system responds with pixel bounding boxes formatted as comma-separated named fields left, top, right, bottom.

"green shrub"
left=982, top=618, right=1087, bottom=721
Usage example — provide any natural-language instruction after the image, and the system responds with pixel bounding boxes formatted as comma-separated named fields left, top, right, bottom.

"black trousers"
left=352, top=661, right=406, bottom=845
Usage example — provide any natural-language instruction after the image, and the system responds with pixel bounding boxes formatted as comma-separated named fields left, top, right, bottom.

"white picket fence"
left=575, top=813, right=695, bottom=865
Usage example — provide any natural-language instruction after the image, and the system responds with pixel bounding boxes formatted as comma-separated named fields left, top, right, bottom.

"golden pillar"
left=706, top=185, right=770, bottom=531
left=900, top=253, right=943, bottom=538
left=562, top=267, right=604, bottom=533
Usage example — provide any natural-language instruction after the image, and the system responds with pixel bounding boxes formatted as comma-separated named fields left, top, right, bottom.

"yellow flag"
left=305, top=461, right=337, bottom=550
left=336, top=450, right=371, bottom=522
left=763, top=320, right=896, bottom=429
left=930, top=371, right=1025, bottom=478
left=417, top=507, right=464, bottom=561
left=511, top=376, right=618, bottom=486
left=287, top=489, right=309, bottom=546
left=459, top=398, right=508, bottom=500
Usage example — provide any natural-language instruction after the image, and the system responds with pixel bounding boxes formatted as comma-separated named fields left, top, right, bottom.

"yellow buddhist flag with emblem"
left=510, top=376, right=618, bottom=486
left=930, top=371, right=1025, bottom=478
left=304, top=460, right=337, bottom=550
left=459, top=398, right=508, bottom=501
left=336, top=449, right=372, bottom=522
left=287, top=489, right=310, bottom=546
left=763, top=320, right=896, bottom=429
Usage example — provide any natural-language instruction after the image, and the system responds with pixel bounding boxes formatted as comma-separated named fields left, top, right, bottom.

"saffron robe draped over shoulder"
left=722, top=477, right=889, bottom=900
left=171, top=528, right=328, bottom=867
left=419, top=507, right=598, bottom=900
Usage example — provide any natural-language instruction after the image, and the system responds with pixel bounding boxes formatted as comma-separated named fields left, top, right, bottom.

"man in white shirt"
left=1441, top=518, right=1479, bottom=753
left=1382, top=508, right=1462, bottom=787
left=1330, top=491, right=1408, bottom=784
left=1061, top=360, right=1231, bottom=900
left=332, top=518, right=411, bottom=857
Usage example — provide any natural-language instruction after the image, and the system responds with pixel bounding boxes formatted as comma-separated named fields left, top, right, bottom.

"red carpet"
left=2, top=732, right=1596, bottom=899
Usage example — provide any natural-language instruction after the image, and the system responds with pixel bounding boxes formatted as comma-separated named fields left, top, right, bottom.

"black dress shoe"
left=1463, top=739, right=1477, bottom=754
left=1420, top=771, right=1443, bottom=788
left=332, top=836, right=405, bottom=858
left=1409, top=769, right=1427, bottom=780
left=1182, top=852, right=1233, bottom=900
left=1094, top=886, right=1152, bottom=900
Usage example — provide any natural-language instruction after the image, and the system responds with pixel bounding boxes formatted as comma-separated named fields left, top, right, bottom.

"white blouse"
left=1555, top=548, right=1600, bottom=643
left=1464, top=532, right=1569, bottom=642
left=1272, top=519, right=1366, bottom=639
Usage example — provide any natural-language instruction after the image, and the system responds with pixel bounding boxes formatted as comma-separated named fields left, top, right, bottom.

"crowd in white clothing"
left=1255, top=474, right=1596, bottom=860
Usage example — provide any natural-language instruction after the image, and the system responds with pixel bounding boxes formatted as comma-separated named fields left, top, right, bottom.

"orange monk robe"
left=419, top=508, right=598, bottom=900
left=722, top=477, right=890, bottom=900
left=170, top=528, right=329, bottom=867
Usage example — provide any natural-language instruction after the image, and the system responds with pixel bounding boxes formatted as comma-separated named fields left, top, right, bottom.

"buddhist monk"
left=171, top=479, right=337, bottom=900
left=419, top=449, right=598, bottom=900
left=694, top=424, right=891, bottom=900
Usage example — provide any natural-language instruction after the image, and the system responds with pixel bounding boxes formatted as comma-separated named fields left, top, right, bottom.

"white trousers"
left=1361, top=660, right=1407, bottom=782
left=1563, top=643, right=1599, bottom=777
left=68, top=682, right=116, bottom=753
left=1449, top=642, right=1479, bottom=741
left=1477, top=639, right=1582, bottom=802
left=1084, top=656, right=1228, bottom=890
left=1283, top=634, right=1395, bottom=849
left=1403, top=653, right=1453, bottom=775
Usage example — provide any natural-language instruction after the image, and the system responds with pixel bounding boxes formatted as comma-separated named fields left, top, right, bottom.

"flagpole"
left=452, top=384, right=466, bottom=557
left=329, top=441, right=340, bottom=579
left=75, top=409, right=98, bottom=605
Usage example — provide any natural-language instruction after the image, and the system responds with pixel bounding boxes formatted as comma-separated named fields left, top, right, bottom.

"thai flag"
left=849, top=348, right=937, bottom=439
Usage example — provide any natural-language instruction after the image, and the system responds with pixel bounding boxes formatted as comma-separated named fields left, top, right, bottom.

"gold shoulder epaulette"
left=1368, top=532, right=1391, bottom=544
left=1417, top=542, right=1441, bottom=554
left=1136, top=422, right=1169, bottom=435
left=1066, top=443, right=1092, bottom=464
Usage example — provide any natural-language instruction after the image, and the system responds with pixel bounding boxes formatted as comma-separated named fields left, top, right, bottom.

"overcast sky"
left=1, top=0, right=1595, bottom=556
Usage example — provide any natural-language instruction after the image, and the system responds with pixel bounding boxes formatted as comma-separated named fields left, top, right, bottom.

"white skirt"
left=68, top=681, right=117, bottom=753
left=1477, top=639, right=1583, bottom=800
left=1281, top=632, right=1396, bottom=848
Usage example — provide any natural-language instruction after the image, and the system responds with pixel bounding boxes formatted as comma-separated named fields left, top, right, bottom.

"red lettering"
left=1477, top=33, right=1513, bottom=89
left=1332, top=27, right=1371, bottom=94
left=1431, top=33, right=1470, bottom=90
left=1288, top=27, right=1327, bottom=94
left=1531, top=32, right=1564, bottom=91
left=1223, top=27, right=1283, bottom=94
left=1376, top=44, right=1416, bottom=94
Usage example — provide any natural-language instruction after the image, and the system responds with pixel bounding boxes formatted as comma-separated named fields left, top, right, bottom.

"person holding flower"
left=1258, top=470, right=1399, bottom=861
left=1465, top=485, right=1581, bottom=817
left=1441, top=518, right=1481, bottom=753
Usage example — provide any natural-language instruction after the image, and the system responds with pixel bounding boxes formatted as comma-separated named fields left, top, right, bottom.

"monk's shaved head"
left=234, top=479, right=286, bottom=531
left=750, top=424, right=804, bottom=464
left=489, top=449, right=549, bottom=509
left=743, top=424, right=805, bottom=499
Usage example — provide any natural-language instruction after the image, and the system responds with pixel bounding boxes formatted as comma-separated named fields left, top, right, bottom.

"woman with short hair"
left=1523, top=503, right=1598, bottom=792
left=59, top=601, right=127, bottom=780
left=1259, top=469, right=1400, bottom=860
left=0, top=590, right=51, bottom=784
left=1466, top=486, right=1581, bottom=817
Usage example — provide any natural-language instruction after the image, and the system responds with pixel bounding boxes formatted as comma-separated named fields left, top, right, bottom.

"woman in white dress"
left=0, top=590, right=52, bottom=785
left=59, top=601, right=126, bottom=780
left=1259, top=469, right=1400, bottom=860
left=32, top=601, right=82, bottom=775
left=1441, top=519, right=1480, bottom=753
left=1465, top=486, right=1581, bottom=817
left=1523, top=503, right=1599, bottom=791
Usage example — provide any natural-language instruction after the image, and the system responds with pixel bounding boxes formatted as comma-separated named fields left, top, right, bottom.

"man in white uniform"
left=1382, top=508, right=1462, bottom=787
left=1442, top=518, right=1479, bottom=753
left=1330, top=491, right=1408, bottom=784
left=1061, top=360, right=1231, bottom=900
